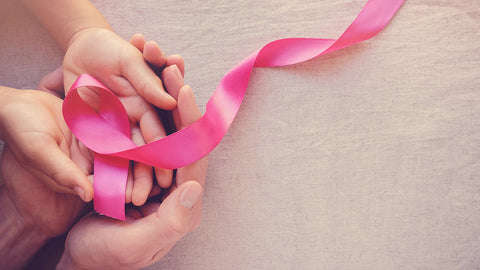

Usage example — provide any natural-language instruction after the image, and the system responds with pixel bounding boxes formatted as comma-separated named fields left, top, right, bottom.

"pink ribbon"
left=63, top=0, right=405, bottom=220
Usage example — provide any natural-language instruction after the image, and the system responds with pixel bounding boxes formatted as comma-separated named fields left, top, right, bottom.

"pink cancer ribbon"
left=63, top=0, right=406, bottom=220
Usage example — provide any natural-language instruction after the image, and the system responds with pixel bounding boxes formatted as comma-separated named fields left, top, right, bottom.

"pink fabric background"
left=1, top=1, right=479, bottom=269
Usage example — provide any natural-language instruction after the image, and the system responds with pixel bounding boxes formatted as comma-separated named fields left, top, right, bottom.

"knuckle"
left=106, top=241, right=142, bottom=266
left=164, top=217, right=189, bottom=239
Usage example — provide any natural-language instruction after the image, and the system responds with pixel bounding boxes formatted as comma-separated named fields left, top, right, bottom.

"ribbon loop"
left=63, top=0, right=405, bottom=220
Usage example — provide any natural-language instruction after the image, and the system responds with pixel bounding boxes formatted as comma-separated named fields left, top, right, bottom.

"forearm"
left=19, top=0, right=112, bottom=51
left=0, top=189, right=49, bottom=269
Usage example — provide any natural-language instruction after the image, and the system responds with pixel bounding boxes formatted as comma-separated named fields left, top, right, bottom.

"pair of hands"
left=0, top=29, right=207, bottom=269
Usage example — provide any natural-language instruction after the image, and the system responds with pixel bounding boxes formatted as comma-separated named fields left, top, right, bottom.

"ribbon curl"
left=63, top=0, right=405, bottom=220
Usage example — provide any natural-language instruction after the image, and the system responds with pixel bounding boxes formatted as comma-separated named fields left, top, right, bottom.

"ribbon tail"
left=93, top=153, right=129, bottom=220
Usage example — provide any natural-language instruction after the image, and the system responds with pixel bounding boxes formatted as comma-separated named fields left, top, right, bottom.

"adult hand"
left=0, top=89, right=91, bottom=269
left=57, top=84, right=208, bottom=270
left=19, top=0, right=189, bottom=207
left=0, top=145, right=88, bottom=269
left=0, top=87, right=94, bottom=201
left=0, top=146, right=88, bottom=238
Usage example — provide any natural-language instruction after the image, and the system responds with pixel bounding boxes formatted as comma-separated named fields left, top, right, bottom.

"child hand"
left=39, top=33, right=189, bottom=206
left=19, top=0, right=188, bottom=206
left=65, top=30, right=186, bottom=201
left=125, top=33, right=188, bottom=206
left=63, top=28, right=176, bottom=108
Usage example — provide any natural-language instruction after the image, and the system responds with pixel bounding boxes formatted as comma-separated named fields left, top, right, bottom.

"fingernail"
left=74, top=186, right=86, bottom=201
left=171, top=65, right=183, bottom=81
left=179, top=183, right=202, bottom=209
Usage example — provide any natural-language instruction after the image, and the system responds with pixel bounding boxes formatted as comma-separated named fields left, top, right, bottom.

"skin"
left=17, top=0, right=182, bottom=199
left=37, top=36, right=188, bottom=206
left=0, top=35, right=208, bottom=269
left=0, top=80, right=207, bottom=269
left=57, top=83, right=208, bottom=270
left=0, top=87, right=90, bottom=269
left=0, top=87, right=94, bottom=200
left=0, top=37, right=186, bottom=204
left=0, top=0, right=209, bottom=267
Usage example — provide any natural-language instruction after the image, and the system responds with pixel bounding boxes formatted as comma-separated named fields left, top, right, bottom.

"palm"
left=63, top=29, right=134, bottom=96
left=0, top=91, right=92, bottom=237
left=1, top=147, right=87, bottom=237
left=64, top=206, right=168, bottom=269
left=62, top=28, right=174, bottom=122
left=64, top=156, right=207, bottom=270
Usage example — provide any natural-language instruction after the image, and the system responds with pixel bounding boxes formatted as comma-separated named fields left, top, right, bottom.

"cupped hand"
left=0, top=146, right=88, bottom=238
left=0, top=88, right=93, bottom=237
left=0, top=88, right=94, bottom=201
left=63, top=30, right=188, bottom=199
left=58, top=84, right=208, bottom=270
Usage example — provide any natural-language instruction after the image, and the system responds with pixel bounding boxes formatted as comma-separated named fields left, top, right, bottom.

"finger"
left=132, top=163, right=154, bottom=206
left=177, top=85, right=203, bottom=128
left=138, top=109, right=167, bottom=144
left=19, top=139, right=93, bottom=202
left=125, top=162, right=134, bottom=204
left=62, top=70, right=80, bottom=97
left=153, top=166, right=173, bottom=189
left=174, top=156, right=208, bottom=231
left=174, top=85, right=205, bottom=188
left=112, top=182, right=201, bottom=268
left=131, top=124, right=154, bottom=206
left=133, top=42, right=177, bottom=188
left=100, top=78, right=172, bottom=185
left=166, top=54, right=185, bottom=77
left=138, top=109, right=173, bottom=189
left=127, top=36, right=176, bottom=188
left=120, top=46, right=176, bottom=110
left=147, top=64, right=185, bottom=188
left=132, top=181, right=202, bottom=252
left=38, top=66, right=65, bottom=98
left=129, top=33, right=146, bottom=52
left=149, top=183, right=162, bottom=198
left=161, top=65, right=185, bottom=129
left=130, top=35, right=184, bottom=78
left=175, top=85, right=207, bottom=230
left=161, top=65, right=185, bottom=100
left=143, top=40, right=167, bottom=70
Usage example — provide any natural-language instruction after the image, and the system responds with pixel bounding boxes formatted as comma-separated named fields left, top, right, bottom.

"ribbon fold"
left=63, top=0, right=405, bottom=220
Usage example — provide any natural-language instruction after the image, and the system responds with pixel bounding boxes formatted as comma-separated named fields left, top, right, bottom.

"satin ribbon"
left=63, top=0, right=405, bottom=220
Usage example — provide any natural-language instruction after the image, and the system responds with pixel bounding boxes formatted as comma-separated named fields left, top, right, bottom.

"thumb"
left=19, top=139, right=93, bottom=202
left=121, top=47, right=177, bottom=110
left=134, top=181, right=202, bottom=253
left=37, top=66, right=65, bottom=98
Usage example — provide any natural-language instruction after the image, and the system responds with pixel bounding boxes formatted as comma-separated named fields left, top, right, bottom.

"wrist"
left=20, top=0, right=112, bottom=51
left=66, top=27, right=113, bottom=51
left=0, top=188, right=50, bottom=269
